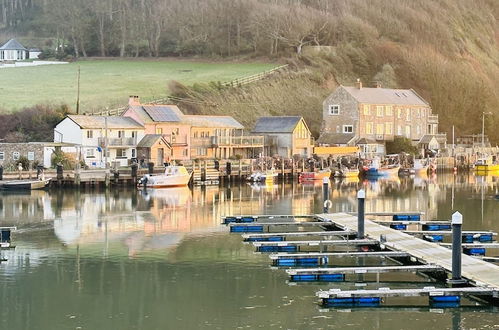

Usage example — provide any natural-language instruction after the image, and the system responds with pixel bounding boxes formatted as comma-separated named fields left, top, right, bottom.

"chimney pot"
left=129, top=95, right=140, bottom=106
left=356, top=79, right=362, bottom=89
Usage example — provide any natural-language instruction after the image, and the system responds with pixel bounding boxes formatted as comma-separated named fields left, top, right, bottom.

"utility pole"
left=104, top=116, right=108, bottom=168
left=76, top=66, right=81, bottom=114
left=482, top=112, right=492, bottom=149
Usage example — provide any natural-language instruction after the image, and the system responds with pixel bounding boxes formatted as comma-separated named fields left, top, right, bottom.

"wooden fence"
left=220, top=64, right=288, bottom=87
left=85, top=64, right=288, bottom=116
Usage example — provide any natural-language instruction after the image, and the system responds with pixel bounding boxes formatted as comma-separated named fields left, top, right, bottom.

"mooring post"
left=450, top=211, right=464, bottom=283
left=131, top=163, right=138, bottom=185
left=322, top=177, right=330, bottom=213
left=357, top=189, right=366, bottom=239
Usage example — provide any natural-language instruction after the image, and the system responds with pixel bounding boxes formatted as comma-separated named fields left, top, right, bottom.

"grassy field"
left=0, top=59, right=277, bottom=113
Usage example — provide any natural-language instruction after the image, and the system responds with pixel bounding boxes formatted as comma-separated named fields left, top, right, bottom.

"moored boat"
left=299, top=169, right=331, bottom=181
left=474, top=158, right=499, bottom=172
left=366, top=165, right=400, bottom=177
left=412, top=159, right=430, bottom=175
left=333, top=167, right=359, bottom=178
left=246, top=169, right=278, bottom=183
left=138, top=166, right=192, bottom=188
left=0, top=178, right=51, bottom=190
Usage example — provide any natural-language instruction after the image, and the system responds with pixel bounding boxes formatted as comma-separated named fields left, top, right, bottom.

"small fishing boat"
left=0, top=178, right=51, bottom=190
left=412, top=159, right=430, bottom=175
left=246, top=170, right=278, bottom=183
left=364, top=159, right=400, bottom=177
left=366, top=165, right=400, bottom=177
left=138, top=166, right=192, bottom=188
left=474, top=158, right=499, bottom=172
left=299, top=169, right=331, bottom=181
left=333, top=167, right=359, bottom=178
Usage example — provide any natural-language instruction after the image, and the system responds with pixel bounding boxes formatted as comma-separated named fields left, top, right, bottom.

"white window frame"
left=131, top=149, right=136, bottom=158
left=86, top=148, right=95, bottom=158
left=87, top=130, right=93, bottom=139
left=342, top=125, right=353, bottom=134
left=328, top=104, right=340, bottom=115
left=117, top=149, right=127, bottom=158
left=385, top=122, right=393, bottom=135
left=366, top=122, right=373, bottom=135
left=12, top=151, right=20, bottom=160
left=27, top=152, right=35, bottom=161
left=376, top=106, right=383, bottom=117
left=376, top=124, right=384, bottom=135
left=0, top=152, right=4, bottom=160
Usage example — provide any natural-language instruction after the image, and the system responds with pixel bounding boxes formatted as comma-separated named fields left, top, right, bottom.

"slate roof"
left=356, top=138, right=378, bottom=145
left=252, top=116, right=303, bottom=133
left=137, top=134, right=170, bottom=148
left=67, top=115, right=143, bottom=129
left=317, top=133, right=355, bottom=145
left=419, top=134, right=446, bottom=144
left=183, top=115, right=243, bottom=129
left=0, top=39, right=27, bottom=50
left=342, top=86, right=429, bottom=106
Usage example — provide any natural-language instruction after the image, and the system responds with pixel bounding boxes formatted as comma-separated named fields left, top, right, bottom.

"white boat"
left=138, top=166, right=192, bottom=188
left=246, top=169, right=278, bottom=182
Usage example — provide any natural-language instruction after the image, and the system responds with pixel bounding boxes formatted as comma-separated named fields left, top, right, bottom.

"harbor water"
left=0, top=173, right=498, bottom=329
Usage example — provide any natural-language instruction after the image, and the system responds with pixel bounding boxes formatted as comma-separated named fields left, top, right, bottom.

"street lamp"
left=482, top=112, right=492, bottom=148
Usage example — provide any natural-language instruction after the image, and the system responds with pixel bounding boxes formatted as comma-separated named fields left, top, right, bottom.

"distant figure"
left=18, top=163, right=23, bottom=179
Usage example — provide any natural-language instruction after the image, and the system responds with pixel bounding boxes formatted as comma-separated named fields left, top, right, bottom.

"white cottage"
left=0, top=39, right=27, bottom=61
left=54, top=115, right=145, bottom=168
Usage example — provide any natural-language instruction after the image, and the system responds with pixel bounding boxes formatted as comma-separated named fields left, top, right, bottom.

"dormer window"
left=329, top=104, right=340, bottom=115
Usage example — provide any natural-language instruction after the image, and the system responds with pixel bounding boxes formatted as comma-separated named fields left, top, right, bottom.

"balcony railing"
left=213, top=135, right=264, bottom=147
left=428, top=114, right=439, bottom=123
left=191, top=137, right=214, bottom=148
left=98, top=137, right=136, bottom=147
left=163, top=134, right=188, bottom=145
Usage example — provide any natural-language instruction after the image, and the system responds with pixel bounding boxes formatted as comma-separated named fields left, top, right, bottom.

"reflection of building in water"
left=49, top=184, right=317, bottom=252
left=328, top=176, right=445, bottom=220
left=0, top=190, right=54, bottom=224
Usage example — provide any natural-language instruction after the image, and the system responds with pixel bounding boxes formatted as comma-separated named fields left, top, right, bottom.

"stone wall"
left=322, top=87, right=359, bottom=136
left=0, top=143, right=45, bottom=170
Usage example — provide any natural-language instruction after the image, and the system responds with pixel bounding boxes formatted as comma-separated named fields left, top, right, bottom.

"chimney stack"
left=129, top=95, right=140, bottom=106
left=356, top=79, right=362, bottom=89
left=375, top=81, right=382, bottom=88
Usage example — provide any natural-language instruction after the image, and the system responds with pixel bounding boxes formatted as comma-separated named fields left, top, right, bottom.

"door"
left=157, top=148, right=164, bottom=165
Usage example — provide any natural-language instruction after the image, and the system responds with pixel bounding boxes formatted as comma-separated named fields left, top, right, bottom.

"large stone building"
left=318, top=80, right=444, bottom=157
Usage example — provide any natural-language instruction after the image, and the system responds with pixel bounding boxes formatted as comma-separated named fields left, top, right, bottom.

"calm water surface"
left=0, top=173, right=498, bottom=330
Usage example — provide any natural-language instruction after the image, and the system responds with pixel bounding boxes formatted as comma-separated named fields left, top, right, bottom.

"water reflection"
left=0, top=174, right=498, bottom=329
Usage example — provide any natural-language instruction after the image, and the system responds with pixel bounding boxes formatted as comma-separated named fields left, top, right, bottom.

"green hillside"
left=0, top=60, right=276, bottom=112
